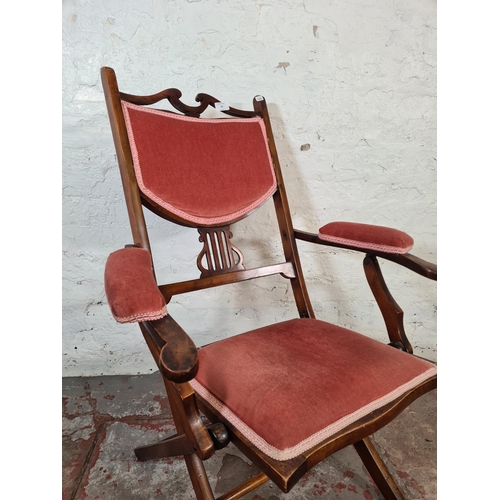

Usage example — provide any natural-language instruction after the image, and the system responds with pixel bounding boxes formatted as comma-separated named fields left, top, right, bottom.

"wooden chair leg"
left=185, top=452, right=216, bottom=500
left=363, top=254, right=413, bottom=353
left=354, top=437, right=405, bottom=500
left=134, top=433, right=195, bottom=461
left=135, top=423, right=229, bottom=462
left=216, top=472, right=269, bottom=500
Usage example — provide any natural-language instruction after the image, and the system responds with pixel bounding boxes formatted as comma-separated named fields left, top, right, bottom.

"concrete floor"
left=62, top=372, right=436, bottom=500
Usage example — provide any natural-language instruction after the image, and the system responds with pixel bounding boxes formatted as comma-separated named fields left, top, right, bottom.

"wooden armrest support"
left=294, top=229, right=437, bottom=281
left=142, top=315, right=199, bottom=383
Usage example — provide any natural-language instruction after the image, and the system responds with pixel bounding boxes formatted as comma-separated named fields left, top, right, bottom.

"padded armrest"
left=105, top=247, right=198, bottom=382
left=104, top=247, right=167, bottom=323
left=318, top=222, right=414, bottom=255
left=294, top=228, right=437, bottom=280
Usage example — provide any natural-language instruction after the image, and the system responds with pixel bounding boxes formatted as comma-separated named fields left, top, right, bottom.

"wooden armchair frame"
left=101, top=66, right=437, bottom=500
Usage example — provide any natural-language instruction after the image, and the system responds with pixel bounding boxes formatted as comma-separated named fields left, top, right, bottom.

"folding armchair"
left=101, top=66, right=437, bottom=500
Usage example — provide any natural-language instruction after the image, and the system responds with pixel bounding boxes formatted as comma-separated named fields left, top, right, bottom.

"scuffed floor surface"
left=63, top=373, right=436, bottom=500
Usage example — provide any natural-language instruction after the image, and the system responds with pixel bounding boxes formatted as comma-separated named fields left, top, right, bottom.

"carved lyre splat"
left=197, top=226, right=245, bottom=277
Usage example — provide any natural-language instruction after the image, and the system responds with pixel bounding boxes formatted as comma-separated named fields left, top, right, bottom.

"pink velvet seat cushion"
left=191, top=318, right=436, bottom=461
left=104, top=247, right=167, bottom=323
left=122, top=102, right=277, bottom=226
left=318, top=221, right=414, bottom=254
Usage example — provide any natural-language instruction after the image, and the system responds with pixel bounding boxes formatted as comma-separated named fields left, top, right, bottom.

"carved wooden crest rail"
left=120, top=88, right=259, bottom=118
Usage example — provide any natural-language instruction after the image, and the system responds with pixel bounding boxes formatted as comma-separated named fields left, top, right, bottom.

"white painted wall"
left=62, top=0, right=437, bottom=376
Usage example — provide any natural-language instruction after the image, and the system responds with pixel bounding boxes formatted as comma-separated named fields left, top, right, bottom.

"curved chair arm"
left=294, top=228, right=436, bottom=354
left=104, top=246, right=199, bottom=382
left=138, top=316, right=214, bottom=462
left=294, top=229, right=437, bottom=280
left=142, top=315, right=199, bottom=383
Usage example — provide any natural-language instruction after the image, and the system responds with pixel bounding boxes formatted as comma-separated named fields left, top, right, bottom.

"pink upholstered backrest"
left=122, top=101, right=277, bottom=226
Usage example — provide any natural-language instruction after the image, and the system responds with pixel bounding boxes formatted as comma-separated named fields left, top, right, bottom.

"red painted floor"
left=63, top=372, right=436, bottom=499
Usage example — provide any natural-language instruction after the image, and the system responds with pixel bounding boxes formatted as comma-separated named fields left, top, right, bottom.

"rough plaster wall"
left=62, top=0, right=437, bottom=376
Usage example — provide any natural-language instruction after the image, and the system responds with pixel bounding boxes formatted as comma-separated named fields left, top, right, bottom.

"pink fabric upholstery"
left=191, top=318, right=436, bottom=461
left=104, top=247, right=167, bottom=323
left=122, top=102, right=277, bottom=226
left=318, top=221, right=414, bottom=254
